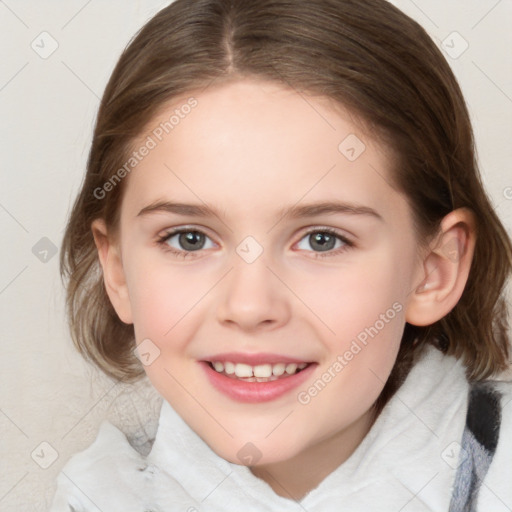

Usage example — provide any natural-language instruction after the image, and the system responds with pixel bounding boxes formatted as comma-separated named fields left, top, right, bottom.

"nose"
left=216, top=255, right=291, bottom=333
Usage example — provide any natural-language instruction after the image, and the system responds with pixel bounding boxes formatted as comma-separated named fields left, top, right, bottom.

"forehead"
left=121, top=78, right=407, bottom=226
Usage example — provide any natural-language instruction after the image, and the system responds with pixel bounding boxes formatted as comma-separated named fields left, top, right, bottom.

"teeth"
left=253, top=364, right=272, bottom=378
left=210, top=361, right=309, bottom=379
left=234, top=363, right=253, bottom=378
left=272, top=363, right=286, bottom=376
left=285, top=363, right=297, bottom=375
left=213, top=362, right=224, bottom=372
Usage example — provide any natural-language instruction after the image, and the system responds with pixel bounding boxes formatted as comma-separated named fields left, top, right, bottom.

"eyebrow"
left=277, top=201, right=382, bottom=221
left=137, top=200, right=383, bottom=221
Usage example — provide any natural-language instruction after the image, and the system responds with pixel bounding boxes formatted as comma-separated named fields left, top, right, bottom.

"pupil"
left=310, top=232, right=335, bottom=252
left=180, top=232, right=204, bottom=251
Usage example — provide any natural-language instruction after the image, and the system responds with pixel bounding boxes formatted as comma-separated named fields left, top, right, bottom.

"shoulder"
left=49, top=420, right=150, bottom=511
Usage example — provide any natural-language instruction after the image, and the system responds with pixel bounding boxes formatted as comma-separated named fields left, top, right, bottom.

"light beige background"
left=1, top=0, right=511, bottom=510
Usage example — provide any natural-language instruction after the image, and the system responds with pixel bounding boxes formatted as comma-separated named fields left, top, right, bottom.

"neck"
left=250, top=408, right=376, bottom=501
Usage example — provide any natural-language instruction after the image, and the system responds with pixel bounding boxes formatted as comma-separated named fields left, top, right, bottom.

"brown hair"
left=60, top=0, right=512, bottom=409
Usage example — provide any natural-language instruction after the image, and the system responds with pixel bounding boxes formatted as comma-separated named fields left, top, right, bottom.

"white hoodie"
left=50, top=345, right=512, bottom=511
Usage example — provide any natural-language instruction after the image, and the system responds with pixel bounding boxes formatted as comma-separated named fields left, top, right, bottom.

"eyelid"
left=156, top=224, right=355, bottom=259
left=289, top=226, right=354, bottom=259
left=156, top=225, right=218, bottom=258
left=157, top=224, right=218, bottom=242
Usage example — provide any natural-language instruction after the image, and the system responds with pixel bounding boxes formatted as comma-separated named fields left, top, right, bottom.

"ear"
left=405, top=207, right=476, bottom=326
left=91, top=219, right=133, bottom=324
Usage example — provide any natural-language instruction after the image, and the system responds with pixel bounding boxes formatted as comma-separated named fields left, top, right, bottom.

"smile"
left=208, top=361, right=310, bottom=382
left=200, top=359, right=317, bottom=403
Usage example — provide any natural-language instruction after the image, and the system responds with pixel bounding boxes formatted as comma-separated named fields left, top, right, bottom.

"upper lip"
left=202, top=352, right=314, bottom=365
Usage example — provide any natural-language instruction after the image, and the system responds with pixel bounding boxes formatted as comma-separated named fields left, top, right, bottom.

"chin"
left=211, top=437, right=300, bottom=468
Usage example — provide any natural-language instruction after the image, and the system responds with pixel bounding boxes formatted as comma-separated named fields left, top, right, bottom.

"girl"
left=51, top=0, right=512, bottom=510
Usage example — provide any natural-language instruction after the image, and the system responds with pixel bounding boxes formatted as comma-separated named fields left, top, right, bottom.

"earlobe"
left=91, top=219, right=133, bottom=324
left=405, top=208, right=476, bottom=326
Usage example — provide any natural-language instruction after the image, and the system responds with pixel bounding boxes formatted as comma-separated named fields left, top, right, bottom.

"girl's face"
left=112, top=79, right=424, bottom=468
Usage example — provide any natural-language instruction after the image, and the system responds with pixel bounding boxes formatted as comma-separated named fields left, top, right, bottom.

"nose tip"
left=215, top=257, right=291, bottom=332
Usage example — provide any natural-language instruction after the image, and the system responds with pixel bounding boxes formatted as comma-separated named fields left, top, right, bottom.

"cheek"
left=294, top=247, right=409, bottom=415
left=299, top=249, right=408, bottom=342
left=125, top=255, right=207, bottom=343
left=125, top=257, right=212, bottom=399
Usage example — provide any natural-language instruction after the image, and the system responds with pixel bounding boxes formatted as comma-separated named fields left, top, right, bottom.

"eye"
left=295, top=228, right=353, bottom=257
left=157, top=228, right=216, bottom=257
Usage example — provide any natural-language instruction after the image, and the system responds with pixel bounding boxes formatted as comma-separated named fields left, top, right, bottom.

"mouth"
left=206, top=360, right=311, bottom=382
left=199, top=355, right=318, bottom=403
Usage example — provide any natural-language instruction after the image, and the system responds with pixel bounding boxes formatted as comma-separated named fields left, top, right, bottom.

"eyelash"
left=156, top=227, right=354, bottom=259
left=156, top=228, right=214, bottom=260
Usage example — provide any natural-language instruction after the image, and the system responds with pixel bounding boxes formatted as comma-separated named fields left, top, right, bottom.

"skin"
left=93, top=78, right=476, bottom=500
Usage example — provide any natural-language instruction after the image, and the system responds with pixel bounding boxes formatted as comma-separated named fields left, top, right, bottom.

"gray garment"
left=449, top=382, right=502, bottom=512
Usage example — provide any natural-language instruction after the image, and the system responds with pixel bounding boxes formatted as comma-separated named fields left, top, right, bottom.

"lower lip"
left=200, top=361, right=317, bottom=403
